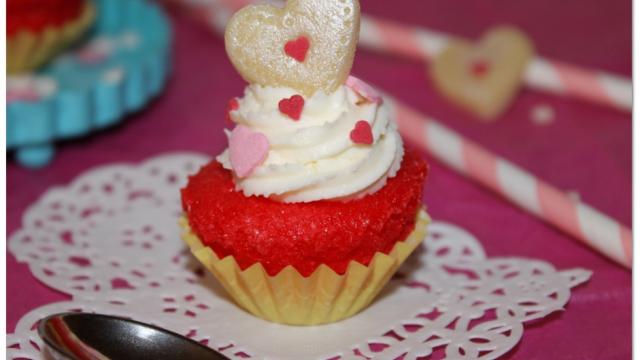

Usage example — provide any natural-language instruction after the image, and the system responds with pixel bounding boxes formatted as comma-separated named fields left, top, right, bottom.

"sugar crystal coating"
left=225, top=0, right=360, bottom=96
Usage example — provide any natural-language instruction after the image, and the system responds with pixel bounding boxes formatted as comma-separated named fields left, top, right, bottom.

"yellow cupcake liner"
left=180, top=207, right=430, bottom=325
left=7, top=1, right=95, bottom=74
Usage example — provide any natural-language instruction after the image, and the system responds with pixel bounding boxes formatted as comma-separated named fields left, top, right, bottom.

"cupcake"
left=181, top=0, right=430, bottom=325
left=7, top=0, right=95, bottom=74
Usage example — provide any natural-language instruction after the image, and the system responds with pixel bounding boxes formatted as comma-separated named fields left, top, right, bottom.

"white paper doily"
left=8, top=152, right=591, bottom=360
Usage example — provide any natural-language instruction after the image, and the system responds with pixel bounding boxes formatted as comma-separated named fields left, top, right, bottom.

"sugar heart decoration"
left=229, top=125, right=270, bottom=178
left=284, top=36, right=310, bottom=62
left=430, top=26, right=534, bottom=120
left=225, top=0, right=360, bottom=96
left=470, top=60, right=490, bottom=77
left=346, top=75, right=382, bottom=104
left=76, top=49, right=108, bottom=64
left=279, top=95, right=305, bottom=120
left=226, top=98, right=239, bottom=123
left=350, top=120, right=373, bottom=145
left=7, top=89, right=40, bottom=103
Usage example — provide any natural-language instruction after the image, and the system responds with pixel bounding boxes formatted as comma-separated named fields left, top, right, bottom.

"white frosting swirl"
left=217, top=84, right=404, bottom=203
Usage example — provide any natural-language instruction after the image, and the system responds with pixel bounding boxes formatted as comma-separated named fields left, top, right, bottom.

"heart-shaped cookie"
left=430, top=26, right=534, bottom=120
left=225, top=0, right=360, bottom=96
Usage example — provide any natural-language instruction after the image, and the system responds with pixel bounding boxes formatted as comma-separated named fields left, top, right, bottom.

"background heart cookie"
left=430, top=26, right=535, bottom=120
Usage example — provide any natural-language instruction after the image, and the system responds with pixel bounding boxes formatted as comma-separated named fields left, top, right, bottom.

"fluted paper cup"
left=180, top=208, right=429, bottom=325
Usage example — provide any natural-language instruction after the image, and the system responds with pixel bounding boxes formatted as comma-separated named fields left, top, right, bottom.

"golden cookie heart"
left=225, top=0, right=360, bottom=96
left=430, top=26, right=534, bottom=120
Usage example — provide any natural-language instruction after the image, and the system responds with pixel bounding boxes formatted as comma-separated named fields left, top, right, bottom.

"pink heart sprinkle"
left=350, top=120, right=374, bottom=145
left=346, top=76, right=383, bottom=104
left=7, top=89, right=40, bottom=103
left=77, top=48, right=108, bottom=64
left=229, top=125, right=270, bottom=178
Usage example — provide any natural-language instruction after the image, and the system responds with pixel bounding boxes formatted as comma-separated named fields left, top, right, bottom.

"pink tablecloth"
left=7, top=1, right=631, bottom=358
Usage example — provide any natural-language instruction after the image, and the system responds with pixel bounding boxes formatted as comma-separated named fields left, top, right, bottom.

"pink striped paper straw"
left=361, top=16, right=632, bottom=112
left=386, top=94, right=632, bottom=268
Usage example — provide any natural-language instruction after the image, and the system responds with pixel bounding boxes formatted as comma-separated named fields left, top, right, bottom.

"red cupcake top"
left=182, top=148, right=428, bottom=277
left=7, top=0, right=86, bottom=36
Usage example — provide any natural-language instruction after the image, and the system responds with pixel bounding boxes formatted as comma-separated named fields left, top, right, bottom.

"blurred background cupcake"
left=6, top=0, right=171, bottom=168
left=7, top=0, right=95, bottom=74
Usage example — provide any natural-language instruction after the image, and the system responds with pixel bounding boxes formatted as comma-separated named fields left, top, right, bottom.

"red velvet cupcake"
left=182, top=147, right=427, bottom=278
left=180, top=0, right=430, bottom=325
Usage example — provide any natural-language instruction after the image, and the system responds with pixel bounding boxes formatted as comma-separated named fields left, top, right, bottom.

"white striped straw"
left=360, top=16, right=632, bottom=112
left=386, top=94, right=632, bottom=268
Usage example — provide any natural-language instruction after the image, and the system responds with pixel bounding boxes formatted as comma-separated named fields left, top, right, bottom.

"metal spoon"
left=38, top=312, right=229, bottom=360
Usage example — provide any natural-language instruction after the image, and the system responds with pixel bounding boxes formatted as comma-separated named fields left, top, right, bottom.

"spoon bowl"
left=38, top=312, right=229, bottom=360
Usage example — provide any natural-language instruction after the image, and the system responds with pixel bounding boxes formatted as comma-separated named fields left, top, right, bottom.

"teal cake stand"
left=7, top=0, right=171, bottom=168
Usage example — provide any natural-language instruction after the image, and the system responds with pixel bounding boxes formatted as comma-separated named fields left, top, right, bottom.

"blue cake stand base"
left=7, top=0, right=172, bottom=168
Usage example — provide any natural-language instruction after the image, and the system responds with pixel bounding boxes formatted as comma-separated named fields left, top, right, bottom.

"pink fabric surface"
left=7, top=1, right=631, bottom=358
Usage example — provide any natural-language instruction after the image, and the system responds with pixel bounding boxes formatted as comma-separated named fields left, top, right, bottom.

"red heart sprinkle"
left=226, top=98, right=239, bottom=123
left=350, top=120, right=374, bottom=145
left=278, top=95, right=305, bottom=121
left=470, top=60, right=490, bottom=77
left=284, top=36, right=310, bottom=62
